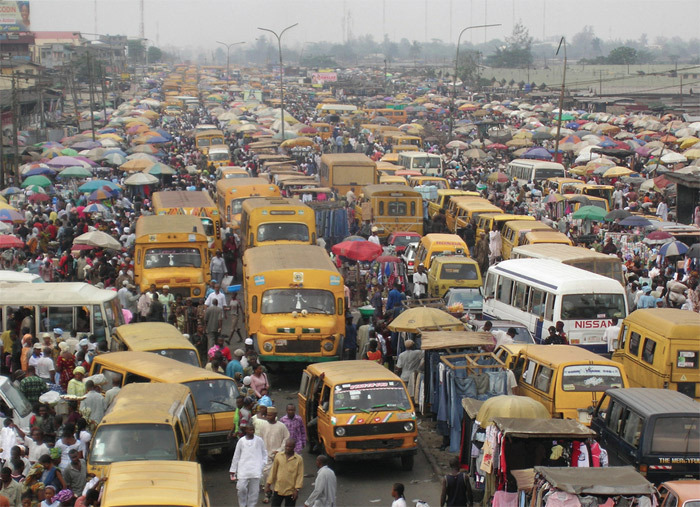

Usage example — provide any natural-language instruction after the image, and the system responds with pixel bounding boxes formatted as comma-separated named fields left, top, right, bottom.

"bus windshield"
left=231, top=198, right=245, bottom=215
left=414, top=157, right=441, bottom=169
left=197, top=138, right=210, bottom=147
left=440, top=263, right=479, bottom=280
left=561, top=365, right=624, bottom=392
left=535, top=168, right=566, bottom=180
left=262, top=289, right=335, bottom=315
left=90, top=424, right=177, bottom=464
left=145, top=248, right=202, bottom=269
left=0, top=380, right=31, bottom=417
left=184, top=379, right=238, bottom=414
left=333, top=381, right=411, bottom=412
left=151, top=348, right=200, bottom=367
left=210, top=151, right=229, bottom=161
left=200, top=218, right=215, bottom=237
left=257, top=223, right=309, bottom=243
left=561, top=293, right=625, bottom=320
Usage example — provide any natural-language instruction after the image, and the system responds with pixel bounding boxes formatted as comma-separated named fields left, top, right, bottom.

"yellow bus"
left=453, top=200, right=503, bottom=233
left=152, top=190, right=222, bottom=253
left=207, top=144, right=231, bottom=168
left=109, top=322, right=201, bottom=367
left=242, top=245, right=345, bottom=363
left=133, top=215, right=211, bottom=300
left=365, top=108, right=407, bottom=124
left=500, top=220, right=561, bottom=259
left=194, top=129, right=225, bottom=155
left=379, top=175, right=408, bottom=185
left=414, top=233, right=468, bottom=270
left=427, top=189, right=480, bottom=220
left=90, top=351, right=239, bottom=456
left=240, top=197, right=317, bottom=251
left=505, top=344, right=628, bottom=425
left=613, top=309, right=700, bottom=400
left=87, top=383, right=199, bottom=477
left=408, top=176, right=450, bottom=190
left=215, top=177, right=280, bottom=230
left=575, top=184, right=614, bottom=206
left=475, top=213, right=535, bottom=238
left=511, top=243, right=625, bottom=286
left=319, top=153, right=377, bottom=196
left=354, top=184, right=423, bottom=238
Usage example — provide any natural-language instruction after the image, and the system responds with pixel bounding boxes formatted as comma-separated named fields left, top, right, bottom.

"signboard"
left=243, top=89, right=262, bottom=101
left=311, top=72, right=337, bottom=85
left=0, top=1, right=30, bottom=33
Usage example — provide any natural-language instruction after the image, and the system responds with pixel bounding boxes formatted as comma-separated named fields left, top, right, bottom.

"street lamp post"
left=258, top=23, right=298, bottom=142
left=553, top=36, right=567, bottom=163
left=449, top=23, right=501, bottom=141
left=216, top=41, right=245, bottom=82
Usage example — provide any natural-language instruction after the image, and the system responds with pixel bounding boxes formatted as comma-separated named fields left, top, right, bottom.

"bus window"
left=513, top=282, right=528, bottom=312
left=629, top=331, right=641, bottom=355
left=497, top=277, right=513, bottom=304
left=40, top=306, right=74, bottom=334
left=544, top=295, right=555, bottom=321
left=93, top=305, right=106, bottom=341
left=642, top=338, right=656, bottom=364
left=530, top=289, right=545, bottom=315
left=534, top=366, right=553, bottom=392
left=388, top=201, right=407, bottom=216
left=484, top=275, right=496, bottom=299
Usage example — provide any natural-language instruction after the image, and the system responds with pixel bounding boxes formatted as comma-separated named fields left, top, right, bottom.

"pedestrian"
left=391, top=483, right=407, bottom=507
left=343, top=315, right=357, bottom=360
left=603, top=316, right=621, bottom=356
left=81, top=380, right=106, bottom=425
left=230, top=423, right=267, bottom=507
left=279, top=404, right=306, bottom=454
left=368, top=227, right=381, bottom=245
left=203, top=298, right=223, bottom=349
left=303, top=455, right=336, bottom=507
left=60, top=449, right=86, bottom=499
left=265, top=438, right=304, bottom=507
left=395, top=340, right=423, bottom=395
left=211, top=250, right=228, bottom=284
left=259, top=407, right=290, bottom=504
left=440, top=457, right=473, bottom=506
left=412, top=264, right=428, bottom=299
left=543, top=326, right=566, bottom=345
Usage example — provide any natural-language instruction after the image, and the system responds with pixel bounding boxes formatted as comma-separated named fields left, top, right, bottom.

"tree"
left=485, top=21, right=532, bottom=68
left=127, top=40, right=145, bottom=64
left=409, top=40, right=421, bottom=66
left=147, top=46, right=163, bottom=63
left=456, top=50, right=480, bottom=88
left=607, top=46, right=637, bottom=72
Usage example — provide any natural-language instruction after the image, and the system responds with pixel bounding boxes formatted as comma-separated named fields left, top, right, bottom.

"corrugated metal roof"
left=606, top=388, right=700, bottom=416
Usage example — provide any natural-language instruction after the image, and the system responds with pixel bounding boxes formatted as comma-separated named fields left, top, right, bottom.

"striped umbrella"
left=88, top=189, right=114, bottom=201
left=659, top=240, right=688, bottom=258
left=83, top=203, right=110, bottom=214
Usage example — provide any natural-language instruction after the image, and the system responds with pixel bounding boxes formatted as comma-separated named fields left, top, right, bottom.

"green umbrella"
left=58, top=166, right=92, bottom=178
left=146, top=163, right=176, bottom=176
left=571, top=205, right=607, bottom=221
left=21, top=175, right=52, bottom=188
left=61, top=148, right=79, bottom=156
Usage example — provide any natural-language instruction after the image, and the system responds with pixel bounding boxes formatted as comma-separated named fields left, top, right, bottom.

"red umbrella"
left=376, top=255, right=401, bottom=263
left=331, top=240, right=383, bottom=262
left=487, top=143, right=508, bottom=150
left=653, top=175, right=672, bottom=189
left=70, top=244, right=94, bottom=251
left=0, top=235, right=24, bottom=249
left=645, top=230, right=672, bottom=241
left=28, top=193, right=50, bottom=203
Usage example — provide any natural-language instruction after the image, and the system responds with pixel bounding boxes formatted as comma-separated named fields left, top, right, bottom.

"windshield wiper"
left=336, top=406, right=370, bottom=413
left=305, top=306, right=330, bottom=314
left=371, top=403, right=407, bottom=411
left=210, top=400, right=234, bottom=409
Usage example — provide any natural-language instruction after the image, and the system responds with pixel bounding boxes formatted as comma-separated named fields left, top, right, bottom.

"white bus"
left=482, top=259, right=627, bottom=353
left=0, top=282, right=124, bottom=343
left=397, top=152, right=444, bottom=177
left=506, top=159, right=566, bottom=185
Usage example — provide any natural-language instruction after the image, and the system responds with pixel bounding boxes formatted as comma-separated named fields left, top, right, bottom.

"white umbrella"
left=73, top=230, right=121, bottom=250
left=660, top=152, right=687, bottom=164
left=124, top=172, right=159, bottom=186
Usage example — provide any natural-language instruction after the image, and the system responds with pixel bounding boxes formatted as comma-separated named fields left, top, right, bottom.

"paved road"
left=201, top=364, right=442, bottom=507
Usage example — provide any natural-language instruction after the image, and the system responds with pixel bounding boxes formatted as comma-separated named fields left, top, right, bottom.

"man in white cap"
left=395, top=339, right=423, bottom=395
left=230, top=422, right=267, bottom=507
left=368, top=226, right=381, bottom=246
left=119, top=227, right=135, bottom=249
left=159, top=285, right=175, bottom=323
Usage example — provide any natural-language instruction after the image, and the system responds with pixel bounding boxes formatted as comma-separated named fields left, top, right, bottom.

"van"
left=354, top=184, right=423, bottom=238
left=507, top=344, right=629, bottom=425
left=101, top=461, right=210, bottom=507
left=109, top=323, right=201, bottom=367
left=591, top=388, right=700, bottom=484
left=0, top=376, right=33, bottom=432
left=298, top=360, right=418, bottom=469
left=90, top=352, right=239, bottom=456
left=475, top=213, right=535, bottom=238
left=427, top=256, right=482, bottom=298
left=500, top=220, right=559, bottom=259
left=87, top=383, right=199, bottom=476
left=453, top=201, right=504, bottom=232
left=408, top=176, right=450, bottom=190
left=613, top=309, right=700, bottom=400
left=445, top=195, right=489, bottom=232
left=414, top=234, right=468, bottom=270
left=658, top=481, right=700, bottom=507
left=427, top=189, right=480, bottom=220
left=522, top=230, right=574, bottom=250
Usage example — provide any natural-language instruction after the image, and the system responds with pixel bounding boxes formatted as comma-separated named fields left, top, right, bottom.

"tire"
left=401, top=454, right=414, bottom=471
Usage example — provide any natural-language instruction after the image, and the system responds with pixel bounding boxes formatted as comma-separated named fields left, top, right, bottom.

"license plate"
left=209, top=448, right=222, bottom=455
left=275, top=339, right=287, bottom=346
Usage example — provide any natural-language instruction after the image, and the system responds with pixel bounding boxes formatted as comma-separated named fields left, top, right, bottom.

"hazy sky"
left=32, top=0, right=700, bottom=50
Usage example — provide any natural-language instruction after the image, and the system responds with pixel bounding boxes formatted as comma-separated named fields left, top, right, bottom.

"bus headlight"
left=193, top=288, right=201, bottom=296
left=263, top=342, right=273, bottom=352
left=403, top=422, right=415, bottom=432
left=334, top=427, right=346, bottom=437
left=323, top=341, right=334, bottom=351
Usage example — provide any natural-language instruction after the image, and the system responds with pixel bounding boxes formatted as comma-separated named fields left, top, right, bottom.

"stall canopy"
left=492, top=417, right=596, bottom=438
left=533, top=466, right=656, bottom=496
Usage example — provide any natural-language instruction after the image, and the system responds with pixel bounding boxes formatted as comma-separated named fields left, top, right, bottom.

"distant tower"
left=139, top=0, right=145, bottom=39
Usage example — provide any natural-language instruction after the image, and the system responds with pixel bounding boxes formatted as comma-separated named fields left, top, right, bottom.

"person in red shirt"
left=45, top=220, right=57, bottom=240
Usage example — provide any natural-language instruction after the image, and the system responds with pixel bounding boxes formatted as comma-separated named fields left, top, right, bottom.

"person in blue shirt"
left=637, top=286, right=657, bottom=309
left=343, top=315, right=357, bottom=360
left=385, top=283, right=403, bottom=319
left=226, top=349, right=245, bottom=380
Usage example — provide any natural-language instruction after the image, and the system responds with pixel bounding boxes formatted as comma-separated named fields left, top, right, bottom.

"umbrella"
left=120, top=159, right=155, bottom=172
left=280, top=137, right=316, bottom=148
left=387, top=307, right=463, bottom=332
left=659, top=240, right=688, bottom=258
left=619, top=215, right=653, bottom=227
left=0, top=187, right=21, bottom=196
left=375, top=255, right=401, bottom=263
left=103, top=153, right=127, bottom=165
left=88, top=189, right=114, bottom=201
left=58, top=166, right=92, bottom=179
left=20, top=175, right=52, bottom=188
left=464, top=148, right=488, bottom=160
left=604, top=209, right=631, bottom=222
left=643, top=230, right=672, bottom=245
left=83, top=203, right=110, bottom=214
left=522, top=147, right=553, bottom=160
left=145, top=162, right=176, bottom=176
left=686, top=243, right=700, bottom=259
left=23, top=167, right=55, bottom=177
left=78, top=180, right=120, bottom=192
left=487, top=172, right=509, bottom=183
left=476, top=395, right=550, bottom=428
left=28, top=193, right=50, bottom=203
left=0, top=235, right=23, bottom=249
left=603, top=166, right=634, bottom=178
left=124, top=172, right=158, bottom=186
left=571, top=205, right=607, bottom=221
left=342, top=235, right=366, bottom=242
left=446, top=140, right=469, bottom=150
left=0, top=208, right=25, bottom=222
left=330, top=240, right=383, bottom=262
left=46, top=156, right=86, bottom=168
left=73, top=230, right=121, bottom=250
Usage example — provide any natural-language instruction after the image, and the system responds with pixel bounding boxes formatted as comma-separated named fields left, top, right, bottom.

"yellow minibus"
left=240, top=197, right=316, bottom=251
left=152, top=190, right=222, bottom=253
left=215, top=177, right=281, bottom=230
left=414, top=234, right=468, bottom=270
left=354, top=184, right=423, bottom=238
left=109, top=322, right=201, bottom=367
left=319, top=153, right=377, bottom=196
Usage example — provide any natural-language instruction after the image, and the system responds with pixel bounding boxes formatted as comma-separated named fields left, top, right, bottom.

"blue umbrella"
left=0, top=187, right=21, bottom=196
left=103, top=148, right=127, bottom=156
left=23, top=167, right=55, bottom=177
left=145, top=135, right=169, bottom=144
left=659, top=240, right=688, bottom=258
left=78, top=179, right=120, bottom=192
left=565, top=122, right=580, bottom=130
left=154, top=128, right=173, bottom=140
left=619, top=215, right=653, bottom=227
left=523, top=147, right=553, bottom=160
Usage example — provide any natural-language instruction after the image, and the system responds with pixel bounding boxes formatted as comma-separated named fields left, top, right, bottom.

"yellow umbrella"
left=141, top=110, right=160, bottom=120
left=387, top=307, right=463, bottom=332
left=506, top=138, right=533, bottom=147
left=120, top=159, right=155, bottom=172
left=0, top=196, right=6, bottom=204
left=679, top=137, right=700, bottom=150
left=476, top=395, right=550, bottom=427
left=683, top=148, right=700, bottom=160
left=603, top=166, right=634, bottom=178
left=0, top=202, right=17, bottom=210
left=280, top=137, right=316, bottom=148
left=98, top=133, right=124, bottom=141
left=512, top=130, right=533, bottom=139
left=569, top=166, right=590, bottom=176
left=459, top=103, right=478, bottom=111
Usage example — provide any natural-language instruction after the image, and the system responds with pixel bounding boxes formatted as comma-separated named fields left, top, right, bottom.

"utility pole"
left=599, top=70, right=603, bottom=95
left=680, top=74, right=683, bottom=107
left=11, top=72, right=19, bottom=182
left=69, top=67, right=81, bottom=132
left=87, top=52, right=96, bottom=140
left=38, top=73, right=46, bottom=141
left=553, top=37, right=567, bottom=164
left=99, top=63, right=108, bottom=127
left=0, top=83, right=4, bottom=187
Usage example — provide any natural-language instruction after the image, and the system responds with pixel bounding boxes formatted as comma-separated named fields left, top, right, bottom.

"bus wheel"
left=401, top=454, right=414, bottom=471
